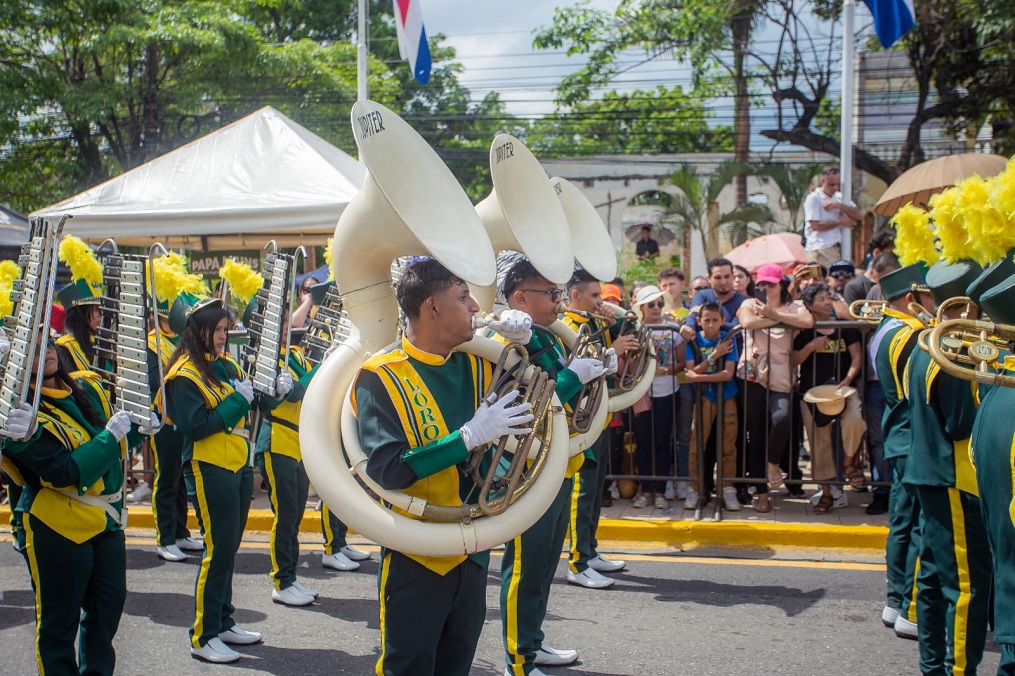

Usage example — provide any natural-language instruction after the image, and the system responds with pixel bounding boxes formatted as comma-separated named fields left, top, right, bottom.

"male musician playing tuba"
left=496, top=257, right=615, bottom=676
left=560, top=267, right=634, bottom=589
left=352, top=258, right=534, bottom=676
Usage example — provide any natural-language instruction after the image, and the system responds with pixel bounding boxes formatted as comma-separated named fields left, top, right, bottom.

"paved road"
left=0, top=535, right=1001, bottom=675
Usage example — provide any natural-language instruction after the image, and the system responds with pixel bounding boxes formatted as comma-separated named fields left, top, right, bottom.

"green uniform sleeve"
left=167, top=378, right=251, bottom=440
left=9, top=428, right=120, bottom=494
left=933, top=370, right=978, bottom=441
left=357, top=370, right=469, bottom=489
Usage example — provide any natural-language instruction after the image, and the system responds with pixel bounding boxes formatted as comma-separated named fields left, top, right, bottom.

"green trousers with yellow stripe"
left=184, top=460, right=253, bottom=648
left=256, top=451, right=309, bottom=591
left=151, top=424, right=191, bottom=546
left=913, top=485, right=992, bottom=676
left=568, top=432, right=608, bottom=574
left=886, top=456, right=921, bottom=619
left=23, top=514, right=126, bottom=676
left=322, top=505, right=350, bottom=553
left=5, top=476, right=23, bottom=547
left=501, top=477, right=573, bottom=676
left=376, top=550, right=486, bottom=676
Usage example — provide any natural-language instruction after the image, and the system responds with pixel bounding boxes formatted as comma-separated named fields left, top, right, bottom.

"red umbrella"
left=725, top=232, right=807, bottom=274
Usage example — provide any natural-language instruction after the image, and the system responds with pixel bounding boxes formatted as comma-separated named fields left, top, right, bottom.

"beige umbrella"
left=874, top=152, right=1009, bottom=216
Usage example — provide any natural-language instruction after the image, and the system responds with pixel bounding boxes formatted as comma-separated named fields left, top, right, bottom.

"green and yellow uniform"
left=253, top=347, right=320, bottom=592
left=499, top=328, right=585, bottom=676
left=147, top=327, right=190, bottom=547
left=353, top=336, right=494, bottom=676
left=904, top=346, right=992, bottom=675
left=55, top=333, right=93, bottom=373
left=560, top=311, right=616, bottom=576
left=165, top=353, right=253, bottom=651
left=871, top=308, right=924, bottom=623
left=4, top=371, right=136, bottom=675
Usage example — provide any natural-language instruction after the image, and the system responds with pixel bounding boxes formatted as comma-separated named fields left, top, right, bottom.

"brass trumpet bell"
left=926, top=318, right=1015, bottom=388
left=848, top=299, right=885, bottom=323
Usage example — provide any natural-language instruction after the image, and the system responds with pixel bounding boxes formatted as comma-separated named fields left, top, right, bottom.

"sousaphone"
left=300, top=101, right=569, bottom=557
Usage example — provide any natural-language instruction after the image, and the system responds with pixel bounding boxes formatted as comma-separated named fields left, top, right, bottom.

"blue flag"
left=863, top=0, right=916, bottom=48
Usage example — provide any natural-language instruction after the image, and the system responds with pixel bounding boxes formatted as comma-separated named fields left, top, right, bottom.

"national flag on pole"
left=863, top=0, right=916, bottom=48
left=393, top=0, right=431, bottom=84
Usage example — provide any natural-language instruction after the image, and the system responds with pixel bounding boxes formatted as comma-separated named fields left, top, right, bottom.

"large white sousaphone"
left=300, top=101, right=569, bottom=557
left=470, top=136, right=607, bottom=456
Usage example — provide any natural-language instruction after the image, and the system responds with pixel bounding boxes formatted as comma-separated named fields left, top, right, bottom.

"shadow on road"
left=0, top=589, right=34, bottom=630
left=289, top=596, right=380, bottom=629
left=123, top=591, right=267, bottom=628
left=229, top=645, right=377, bottom=674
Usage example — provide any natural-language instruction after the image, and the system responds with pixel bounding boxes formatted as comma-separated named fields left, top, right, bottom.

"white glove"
left=234, top=379, right=255, bottom=404
left=567, top=357, right=608, bottom=385
left=138, top=412, right=161, bottom=436
left=0, top=329, right=10, bottom=357
left=1, top=403, right=35, bottom=439
left=459, top=389, right=535, bottom=450
left=488, top=309, right=533, bottom=344
left=105, top=410, right=132, bottom=442
left=275, top=372, right=294, bottom=398
left=604, top=348, right=618, bottom=375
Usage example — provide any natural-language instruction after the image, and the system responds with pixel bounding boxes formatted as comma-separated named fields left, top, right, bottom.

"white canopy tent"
left=32, top=106, right=364, bottom=250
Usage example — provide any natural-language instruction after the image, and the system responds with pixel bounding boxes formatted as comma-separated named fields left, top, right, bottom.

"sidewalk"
left=1, top=479, right=886, bottom=553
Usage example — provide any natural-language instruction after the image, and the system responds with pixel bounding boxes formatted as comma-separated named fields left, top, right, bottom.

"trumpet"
left=934, top=295, right=978, bottom=323
left=908, top=301, right=935, bottom=327
left=926, top=318, right=1015, bottom=388
left=848, top=299, right=886, bottom=322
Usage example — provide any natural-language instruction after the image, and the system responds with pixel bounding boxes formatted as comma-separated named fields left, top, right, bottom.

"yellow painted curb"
left=1, top=506, right=886, bottom=550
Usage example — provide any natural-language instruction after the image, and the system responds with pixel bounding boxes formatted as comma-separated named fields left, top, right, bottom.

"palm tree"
left=659, top=160, right=774, bottom=260
left=751, top=163, right=824, bottom=234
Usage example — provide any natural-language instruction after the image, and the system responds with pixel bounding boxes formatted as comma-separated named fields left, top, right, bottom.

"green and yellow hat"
left=57, top=235, right=104, bottom=307
left=966, top=250, right=1015, bottom=306
left=309, top=280, right=335, bottom=306
left=879, top=263, right=929, bottom=302
left=979, top=275, right=1015, bottom=325
left=168, top=290, right=223, bottom=335
left=925, top=259, right=984, bottom=306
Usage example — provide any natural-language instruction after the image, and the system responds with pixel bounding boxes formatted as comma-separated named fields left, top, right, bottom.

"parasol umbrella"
left=624, top=222, right=677, bottom=246
left=725, top=232, right=807, bottom=274
left=874, top=153, right=1009, bottom=216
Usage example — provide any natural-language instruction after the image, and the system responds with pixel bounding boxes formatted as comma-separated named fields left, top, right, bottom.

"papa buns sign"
left=190, top=251, right=260, bottom=277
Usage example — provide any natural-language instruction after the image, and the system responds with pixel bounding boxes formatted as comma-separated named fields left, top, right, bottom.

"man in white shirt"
left=803, top=167, right=864, bottom=269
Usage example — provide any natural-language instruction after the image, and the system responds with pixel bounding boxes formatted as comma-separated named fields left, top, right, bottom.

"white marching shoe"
left=191, top=637, right=240, bottom=664
left=882, top=605, right=900, bottom=627
left=127, top=482, right=151, bottom=502
left=506, top=669, right=545, bottom=676
left=566, top=567, right=615, bottom=589
left=534, top=643, right=579, bottom=666
left=176, top=536, right=204, bottom=552
left=272, top=585, right=314, bottom=607
left=218, top=626, right=262, bottom=645
left=322, top=551, right=360, bottom=571
left=587, top=554, right=626, bottom=573
left=894, top=614, right=918, bottom=639
left=292, top=580, right=319, bottom=598
left=157, top=544, right=188, bottom=562
left=340, top=545, right=372, bottom=561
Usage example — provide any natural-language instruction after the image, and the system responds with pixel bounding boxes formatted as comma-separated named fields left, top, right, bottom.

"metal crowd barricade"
left=604, top=317, right=887, bottom=522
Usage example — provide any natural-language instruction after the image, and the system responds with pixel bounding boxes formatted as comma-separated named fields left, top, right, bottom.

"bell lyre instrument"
left=92, top=240, right=167, bottom=429
left=300, top=284, right=355, bottom=366
left=0, top=215, right=67, bottom=439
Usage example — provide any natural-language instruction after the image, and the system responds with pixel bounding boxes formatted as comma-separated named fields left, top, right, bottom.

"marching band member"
left=54, top=235, right=104, bottom=372
left=560, top=268, right=634, bottom=589
left=352, top=258, right=531, bottom=676
left=148, top=258, right=206, bottom=562
left=869, top=262, right=933, bottom=638
left=2, top=334, right=155, bottom=675
left=497, top=256, right=611, bottom=676
left=904, top=260, right=992, bottom=675
left=969, top=271, right=1015, bottom=674
left=164, top=291, right=260, bottom=664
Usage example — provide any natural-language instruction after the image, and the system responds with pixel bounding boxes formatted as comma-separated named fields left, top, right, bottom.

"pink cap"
left=755, top=264, right=784, bottom=285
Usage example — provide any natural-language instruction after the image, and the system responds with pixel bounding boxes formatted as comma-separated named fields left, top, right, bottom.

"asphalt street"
left=0, top=535, right=1002, bottom=675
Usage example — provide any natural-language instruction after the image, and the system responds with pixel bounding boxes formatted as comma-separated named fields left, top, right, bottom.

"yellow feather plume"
left=218, top=258, right=263, bottom=305
left=58, top=235, right=103, bottom=285
left=988, top=158, right=1015, bottom=223
left=928, top=187, right=969, bottom=264
left=0, top=260, right=21, bottom=319
left=892, top=203, right=938, bottom=267
left=150, top=256, right=188, bottom=304
left=179, top=271, right=210, bottom=296
left=324, top=238, right=335, bottom=282
left=167, top=251, right=190, bottom=274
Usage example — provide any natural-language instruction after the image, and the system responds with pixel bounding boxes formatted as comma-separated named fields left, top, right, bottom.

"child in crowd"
left=683, top=303, right=740, bottom=511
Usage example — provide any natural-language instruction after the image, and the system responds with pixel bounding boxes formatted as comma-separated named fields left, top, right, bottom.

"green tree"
left=527, top=85, right=733, bottom=156
left=750, top=162, right=823, bottom=232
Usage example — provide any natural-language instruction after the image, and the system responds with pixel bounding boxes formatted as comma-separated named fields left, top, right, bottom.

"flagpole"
left=357, top=0, right=368, bottom=100
left=839, top=0, right=855, bottom=262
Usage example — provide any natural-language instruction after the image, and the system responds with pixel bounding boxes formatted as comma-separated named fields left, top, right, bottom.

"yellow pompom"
left=0, top=260, right=20, bottom=318
left=150, top=256, right=188, bottom=304
left=179, top=272, right=210, bottom=296
left=892, top=203, right=938, bottom=267
left=928, top=187, right=969, bottom=264
left=988, top=158, right=1015, bottom=222
left=58, top=235, right=103, bottom=285
left=324, top=238, right=335, bottom=282
left=167, top=251, right=190, bottom=274
left=218, top=258, right=263, bottom=305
